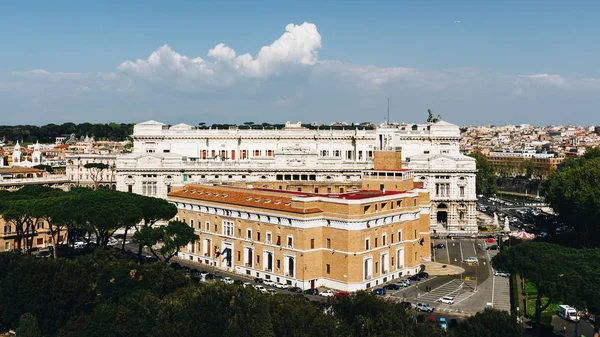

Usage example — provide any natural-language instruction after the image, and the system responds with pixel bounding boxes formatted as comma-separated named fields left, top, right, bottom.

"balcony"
left=365, top=275, right=372, bottom=280
left=264, top=268, right=272, bottom=272
left=382, top=270, right=388, bottom=274
left=285, top=272, right=294, bottom=277
left=245, top=263, right=252, bottom=267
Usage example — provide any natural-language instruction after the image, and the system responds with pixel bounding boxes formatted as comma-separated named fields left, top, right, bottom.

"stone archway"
left=436, top=203, right=448, bottom=226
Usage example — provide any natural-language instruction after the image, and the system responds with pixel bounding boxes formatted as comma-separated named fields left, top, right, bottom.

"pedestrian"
left=562, top=325, right=567, bottom=334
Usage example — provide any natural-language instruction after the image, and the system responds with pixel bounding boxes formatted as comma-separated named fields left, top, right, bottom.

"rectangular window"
left=326, top=238, right=331, bottom=249
left=398, top=231, right=402, bottom=242
left=375, top=237, right=378, bottom=247
left=310, top=239, right=315, bottom=249
left=414, top=230, right=417, bottom=239
left=128, top=185, right=133, bottom=193
left=237, top=228, right=241, bottom=237
left=190, top=219, right=194, bottom=228
left=257, top=255, right=260, bottom=265
left=375, top=261, right=379, bottom=273
left=205, top=221, right=210, bottom=232
left=237, top=251, right=241, bottom=261
left=382, top=234, right=386, bottom=246
left=257, top=232, right=261, bottom=241
left=37, top=222, right=44, bottom=229
left=222, top=221, right=234, bottom=237
left=276, top=235, right=281, bottom=246
left=266, top=232, right=272, bottom=244
left=247, top=229, right=252, bottom=240
left=460, top=186, right=465, bottom=197
left=277, top=259, right=281, bottom=269
left=326, top=264, right=331, bottom=274
left=391, top=234, right=394, bottom=243
left=4, top=242, right=9, bottom=251
left=287, top=236, right=293, bottom=248
left=365, top=239, right=370, bottom=250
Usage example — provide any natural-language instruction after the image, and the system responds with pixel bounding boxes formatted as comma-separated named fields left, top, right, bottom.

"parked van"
left=558, top=305, right=579, bottom=322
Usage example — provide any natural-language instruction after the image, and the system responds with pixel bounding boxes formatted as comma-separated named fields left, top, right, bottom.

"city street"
left=124, top=236, right=512, bottom=316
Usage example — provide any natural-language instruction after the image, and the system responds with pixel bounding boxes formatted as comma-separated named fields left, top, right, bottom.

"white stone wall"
left=116, top=119, right=478, bottom=234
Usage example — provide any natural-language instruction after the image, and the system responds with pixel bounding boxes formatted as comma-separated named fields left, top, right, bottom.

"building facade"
left=0, top=216, right=65, bottom=252
left=168, top=151, right=431, bottom=291
left=116, top=119, right=476, bottom=234
left=487, top=150, right=565, bottom=179
left=65, top=154, right=117, bottom=189
left=370, top=121, right=477, bottom=233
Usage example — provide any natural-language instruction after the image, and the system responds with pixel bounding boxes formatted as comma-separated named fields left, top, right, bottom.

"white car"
left=274, top=282, right=288, bottom=289
left=254, top=285, right=268, bottom=293
left=494, top=271, right=510, bottom=277
left=263, top=279, right=275, bottom=286
left=223, top=277, right=234, bottom=285
left=396, top=280, right=410, bottom=287
left=463, top=257, right=478, bottom=264
left=320, top=290, right=335, bottom=297
left=437, top=296, right=455, bottom=304
left=74, top=241, right=86, bottom=249
left=243, top=282, right=252, bottom=288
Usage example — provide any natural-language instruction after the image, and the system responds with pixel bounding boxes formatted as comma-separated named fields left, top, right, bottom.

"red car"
left=334, top=291, right=350, bottom=297
left=486, top=238, right=496, bottom=243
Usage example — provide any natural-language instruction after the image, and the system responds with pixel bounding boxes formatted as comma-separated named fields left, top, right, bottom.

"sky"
left=1, top=0, right=599, bottom=126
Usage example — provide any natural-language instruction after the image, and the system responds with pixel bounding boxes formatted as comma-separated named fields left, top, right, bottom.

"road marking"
left=453, top=291, right=477, bottom=305
left=445, top=239, right=450, bottom=263
left=459, top=241, right=464, bottom=262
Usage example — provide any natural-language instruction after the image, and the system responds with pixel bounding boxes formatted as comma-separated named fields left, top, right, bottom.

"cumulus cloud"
left=118, top=22, right=321, bottom=86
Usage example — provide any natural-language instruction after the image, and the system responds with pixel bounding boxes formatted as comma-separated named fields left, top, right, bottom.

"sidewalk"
left=422, top=261, right=465, bottom=276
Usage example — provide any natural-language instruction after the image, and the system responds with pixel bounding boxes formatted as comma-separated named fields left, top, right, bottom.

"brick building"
left=168, top=151, right=431, bottom=291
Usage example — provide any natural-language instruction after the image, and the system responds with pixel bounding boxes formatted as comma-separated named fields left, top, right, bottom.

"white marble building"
left=116, top=119, right=477, bottom=234
left=377, top=121, right=477, bottom=233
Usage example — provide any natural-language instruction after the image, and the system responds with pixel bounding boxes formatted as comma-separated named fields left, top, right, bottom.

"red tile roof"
left=168, top=185, right=322, bottom=214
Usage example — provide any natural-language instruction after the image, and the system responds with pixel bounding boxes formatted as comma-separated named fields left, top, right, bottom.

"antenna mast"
left=387, top=98, right=390, bottom=124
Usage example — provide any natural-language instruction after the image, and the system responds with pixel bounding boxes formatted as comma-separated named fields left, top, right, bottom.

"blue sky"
left=1, top=0, right=599, bottom=126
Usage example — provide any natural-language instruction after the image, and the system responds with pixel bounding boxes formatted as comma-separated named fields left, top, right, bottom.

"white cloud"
left=518, top=73, right=567, bottom=87
left=118, top=22, right=321, bottom=85
left=11, top=69, right=85, bottom=79
left=208, top=43, right=236, bottom=60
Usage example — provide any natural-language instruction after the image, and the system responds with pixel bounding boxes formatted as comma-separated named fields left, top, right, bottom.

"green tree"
left=450, top=308, right=525, bottom=337
left=519, top=160, right=534, bottom=179
left=492, top=242, right=576, bottom=337
left=267, top=295, right=335, bottom=337
left=541, top=154, right=600, bottom=247
left=83, top=163, right=110, bottom=189
left=331, top=291, right=424, bottom=336
left=468, top=152, right=498, bottom=196
left=155, top=221, right=199, bottom=263
left=132, top=195, right=177, bottom=262
left=70, top=189, right=143, bottom=248
left=15, top=313, right=41, bottom=337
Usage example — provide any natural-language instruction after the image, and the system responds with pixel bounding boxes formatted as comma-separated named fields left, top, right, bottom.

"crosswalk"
left=416, top=278, right=475, bottom=306
left=492, top=275, right=511, bottom=311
